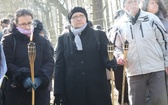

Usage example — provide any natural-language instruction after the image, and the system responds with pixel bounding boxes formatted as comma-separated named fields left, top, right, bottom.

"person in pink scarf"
left=2, top=8, right=54, bottom=105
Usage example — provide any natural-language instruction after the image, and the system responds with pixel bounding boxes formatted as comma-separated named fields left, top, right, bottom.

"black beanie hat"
left=68, top=7, right=88, bottom=23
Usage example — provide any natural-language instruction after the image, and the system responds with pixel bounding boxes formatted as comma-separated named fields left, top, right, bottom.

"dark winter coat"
left=156, top=11, right=168, bottom=32
left=2, top=24, right=54, bottom=105
left=54, top=25, right=112, bottom=105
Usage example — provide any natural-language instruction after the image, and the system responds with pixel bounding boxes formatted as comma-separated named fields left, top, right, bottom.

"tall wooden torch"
left=121, top=40, right=129, bottom=105
left=107, top=41, right=115, bottom=105
left=28, top=29, right=36, bottom=105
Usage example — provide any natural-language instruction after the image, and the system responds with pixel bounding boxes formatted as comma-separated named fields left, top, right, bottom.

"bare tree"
left=92, top=0, right=103, bottom=26
left=0, top=0, right=125, bottom=46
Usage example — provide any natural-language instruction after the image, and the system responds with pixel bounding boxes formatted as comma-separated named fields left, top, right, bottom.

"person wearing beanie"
left=54, top=6, right=117, bottom=105
left=113, top=0, right=168, bottom=105
left=67, top=6, right=88, bottom=24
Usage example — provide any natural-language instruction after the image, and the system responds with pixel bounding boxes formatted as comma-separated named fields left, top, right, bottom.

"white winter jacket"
left=113, top=10, right=168, bottom=76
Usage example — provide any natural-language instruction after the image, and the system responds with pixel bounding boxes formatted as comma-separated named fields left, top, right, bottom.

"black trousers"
left=114, top=65, right=129, bottom=104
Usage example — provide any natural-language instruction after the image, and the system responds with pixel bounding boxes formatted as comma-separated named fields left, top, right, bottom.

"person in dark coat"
left=1, top=8, right=54, bottom=105
left=54, top=6, right=117, bottom=105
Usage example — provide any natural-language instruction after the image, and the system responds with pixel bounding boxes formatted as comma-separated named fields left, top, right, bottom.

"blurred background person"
left=109, top=9, right=129, bottom=105
left=0, top=18, right=10, bottom=40
left=141, top=0, right=168, bottom=31
left=0, top=42, right=7, bottom=105
left=33, top=19, right=51, bottom=42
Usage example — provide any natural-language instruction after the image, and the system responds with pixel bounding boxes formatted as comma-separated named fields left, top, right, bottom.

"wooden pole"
left=121, top=40, right=129, bottom=105
left=28, top=42, right=36, bottom=105
left=107, top=41, right=115, bottom=105
left=27, top=23, right=36, bottom=105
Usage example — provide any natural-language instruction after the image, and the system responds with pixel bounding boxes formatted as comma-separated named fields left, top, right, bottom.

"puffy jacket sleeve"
left=113, top=28, right=125, bottom=60
left=1, top=34, right=20, bottom=79
left=152, top=15, right=168, bottom=67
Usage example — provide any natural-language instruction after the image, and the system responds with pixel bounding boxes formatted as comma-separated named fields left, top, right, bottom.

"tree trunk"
left=105, top=0, right=111, bottom=29
left=92, top=0, right=103, bottom=26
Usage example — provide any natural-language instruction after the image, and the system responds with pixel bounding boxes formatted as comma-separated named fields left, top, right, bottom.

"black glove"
left=11, top=67, right=30, bottom=88
left=32, top=77, right=42, bottom=90
left=23, top=77, right=33, bottom=92
left=20, top=67, right=30, bottom=77
left=54, top=94, right=66, bottom=105
left=108, top=58, right=117, bottom=70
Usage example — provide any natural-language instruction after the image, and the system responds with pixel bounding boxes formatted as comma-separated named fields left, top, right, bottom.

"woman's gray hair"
left=141, top=0, right=167, bottom=18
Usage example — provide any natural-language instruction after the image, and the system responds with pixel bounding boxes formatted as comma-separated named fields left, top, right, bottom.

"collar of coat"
left=124, top=9, right=158, bottom=23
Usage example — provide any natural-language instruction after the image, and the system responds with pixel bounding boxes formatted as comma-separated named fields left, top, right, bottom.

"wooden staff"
left=121, top=40, right=129, bottom=105
left=107, top=41, right=115, bottom=105
left=28, top=27, right=36, bottom=105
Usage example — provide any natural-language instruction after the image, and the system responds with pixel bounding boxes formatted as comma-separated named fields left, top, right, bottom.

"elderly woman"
left=54, top=6, right=116, bottom=105
left=141, top=0, right=168, bottom=104
left=141, top=0, right=168, bottom=31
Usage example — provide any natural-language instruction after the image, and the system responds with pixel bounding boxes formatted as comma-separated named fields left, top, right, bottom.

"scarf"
left=71, top=23, right=87, bottom=50
left=16, top=27, right=33, bottom=37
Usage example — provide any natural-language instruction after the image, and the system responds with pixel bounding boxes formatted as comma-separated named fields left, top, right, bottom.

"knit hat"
left=68, top=7, right=88, bottom=23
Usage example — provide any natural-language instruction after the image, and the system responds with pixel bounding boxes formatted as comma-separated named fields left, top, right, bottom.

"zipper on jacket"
left=130, top=25, right=134, bottom=39
left=140, top=23, right=144, bottom=38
